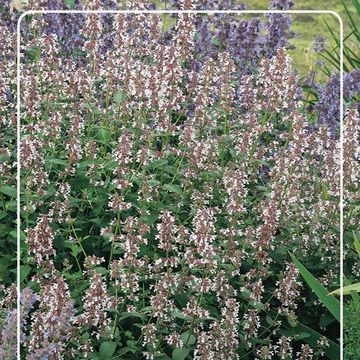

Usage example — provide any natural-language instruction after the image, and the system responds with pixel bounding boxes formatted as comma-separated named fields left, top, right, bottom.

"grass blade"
left=290, top=254, right=340, bottom=321
left=353, top=0, right=360, bottom=15
left=329, top=282, right=360, bottom=296
left=353, top=231, right=360, bottom=256
left=343, top=0, right=358, bottom=33
left=345, top=276, right=360, bottom=305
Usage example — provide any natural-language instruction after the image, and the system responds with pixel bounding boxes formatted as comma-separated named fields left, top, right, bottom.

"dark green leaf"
left=172, top=348, right=190, bottom=360
left=47, top=158, right=68, bottom=166
left=20, top=265, right=31, bottom=283
left=163, top=184, right=183, bottom=195
left=99, top=342, right=117, bottom=359
left=0, top=186, right=17, bottom=198
left=180, top=331, right=196, bottom=346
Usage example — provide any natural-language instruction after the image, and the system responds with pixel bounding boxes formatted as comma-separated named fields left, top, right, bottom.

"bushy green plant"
left=344, top=301, right=360, bottom=359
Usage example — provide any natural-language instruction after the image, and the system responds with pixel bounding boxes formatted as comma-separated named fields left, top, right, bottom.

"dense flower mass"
left=0, top=0, right=358, bottom=359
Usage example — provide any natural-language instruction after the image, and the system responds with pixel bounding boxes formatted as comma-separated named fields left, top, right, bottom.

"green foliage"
left=0, top=185, right=16, bottom=286
left=64, top=0, right=76, bottom=8
left=172, top=348, right=190, bottom=360
left=291, top=254, right=341, bottom=321
left=330, top=282, right=360, bottom=296
left=275, top=312, right=340, bottom=360
left=321, top=1, right=359, bottom=75
left=344, top=301, right=360, bottom=359
left=0, top=186, right=16, bottom=198
left=99, top=342, right=117, bottom=359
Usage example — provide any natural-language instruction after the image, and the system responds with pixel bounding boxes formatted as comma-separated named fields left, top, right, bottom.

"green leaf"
left=320, top=313, right=336, bottom=328
left=114, top=347, right=138, bottom=356
left=20, top=265, right=31, bottom=283
left=180, top=331, right=196, bottom=346
left=290, top=254, right=340, bottom=321
left=9, top=230, right=26, bottom=240
left=171, top=310, right=191, bottom=320
left=343, top=0, right=358, bottom=33
left=88, top=353, right=100, bottom=359
left=147, top=179, right=161, bottom=187
left=330, top=283, right=360, bottom=296
left=172, top=348, right=190, bottom=360
left=0, top=186, right=17, bottom=198
left=151, top=159, right=168, bottom=169
left=353, top=232, right=360, bottom=257
left=99, top=342, right=117, bottom=359
left=47, top=158, right=68, bottom=166
left=78, top=160, right=94, bottom=169
left=344, top=275, right=360, bottom=304
left=114, top=90, right=128, bottom=103
left=194, top=315, right=217, bottom=322
left=163, top=184, right=183, bottom=195
left=321, top=183, right=329, bottom=200
left=293, top=332, right=311, bottom=341
left=119, top=312, right=145, bottom=321
left=139, top=213, right=158, bottom=226
left=93, top=267, right=109, bottom=275
left=64, top=0, right=75, bottom=7
left=96, top=128, right=111, bottom=144
left=154, top=354, right=171, bottom=360
left=265, top=315, right=273, bottom=325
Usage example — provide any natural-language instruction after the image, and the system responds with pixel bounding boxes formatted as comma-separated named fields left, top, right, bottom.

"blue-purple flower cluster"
left=315, top=69, right=360, bottom=133
left=19, top=0, right=295, bottom=78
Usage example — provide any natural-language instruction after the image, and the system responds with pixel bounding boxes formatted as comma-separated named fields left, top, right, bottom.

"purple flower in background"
left=264, top=0, right=295, bottom=58
left=43, top=0, right=86, bottom=52
left=344, top=69, right=360, bottom=98
left=20, top=287, right=39, bottom=336
left=344, top=69, right=360, bottom=114
left=15, top=0, right=296, bottom=76
left=20, top=0, right=119, bottom=53
left=0, top=309, right=17, bottom=360
left=316, top=74, right=340, bottom=132
left=313, top=35, right=327, bottom=53
left=0, top=0, right=20, bottom=31
left=265, top=0, right=295, bottom=57
left=26, top=277, right=75, bottom=358
left=190, top=0, right=294, bottom=74
left=0, top=287, right=39, bottom=360
left=270, top=0, right=294, bottom=10
left=170, top=0, right=244, bottom=10
left=315, top=69, right=359, bottom=134
left=169, top=0, right=182, bottom=8
left=264, top=13, right=294, bottom=57
left=227, top=17, right=263, bottom=70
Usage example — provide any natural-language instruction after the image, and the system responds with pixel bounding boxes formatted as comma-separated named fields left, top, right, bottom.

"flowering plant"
left=0, top=0, right=358, bottom=359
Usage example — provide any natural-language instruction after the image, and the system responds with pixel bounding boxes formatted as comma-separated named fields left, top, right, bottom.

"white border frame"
left=16, top=9, right=343, bottom=360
